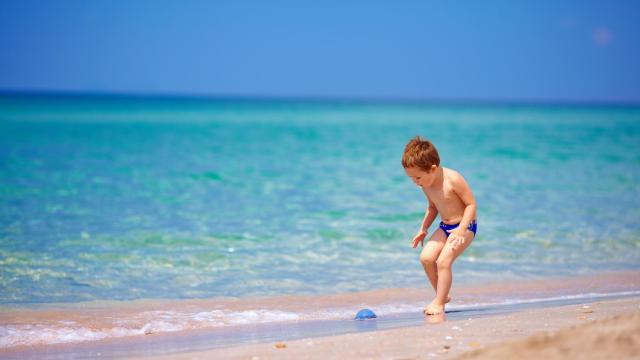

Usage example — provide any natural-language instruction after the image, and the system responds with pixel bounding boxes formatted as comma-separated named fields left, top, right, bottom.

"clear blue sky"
left=1, top=0, right=639, bottom=103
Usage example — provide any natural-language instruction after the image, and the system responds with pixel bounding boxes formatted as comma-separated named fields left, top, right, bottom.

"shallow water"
left=1, top=94, right=639, bottom=305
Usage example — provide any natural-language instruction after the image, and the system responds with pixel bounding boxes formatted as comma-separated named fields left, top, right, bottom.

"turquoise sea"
left=1, top=93, right=639, bottom=305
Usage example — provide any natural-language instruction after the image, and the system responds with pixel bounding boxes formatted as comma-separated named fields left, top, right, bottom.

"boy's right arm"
left=420, top=202, right=438, bottom=232
left=412, top=203, right=438, bottom=248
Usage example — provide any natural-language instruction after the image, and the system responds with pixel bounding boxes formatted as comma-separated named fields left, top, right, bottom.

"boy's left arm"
left=449, top=173, right=477, bottom=247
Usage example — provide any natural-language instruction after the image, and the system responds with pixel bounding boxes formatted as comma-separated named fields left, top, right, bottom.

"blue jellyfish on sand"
left=354, top=308, right=377, bottom=320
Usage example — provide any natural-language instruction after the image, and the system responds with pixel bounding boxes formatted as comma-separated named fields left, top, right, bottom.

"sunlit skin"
left=404, top=165, right=477, bottom=315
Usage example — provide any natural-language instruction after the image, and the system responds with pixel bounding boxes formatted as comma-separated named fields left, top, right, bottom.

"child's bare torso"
left=422, top=167, right=468, bottom=224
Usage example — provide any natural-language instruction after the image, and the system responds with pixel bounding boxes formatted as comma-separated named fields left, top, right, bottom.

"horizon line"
left=1, top=88, right=639, bottom=108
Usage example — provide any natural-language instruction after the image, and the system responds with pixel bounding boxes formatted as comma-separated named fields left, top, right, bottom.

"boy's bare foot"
left=424, top=302, right=445, bottom=315
left=423, top=297, right=451, bottom=315
left=422, top=296, right=451, bottom=315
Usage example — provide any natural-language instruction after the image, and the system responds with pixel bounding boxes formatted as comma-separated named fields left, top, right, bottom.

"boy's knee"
left=436, top=257, right=452, bottom=270
left=419, top=252, right=437, bottom=266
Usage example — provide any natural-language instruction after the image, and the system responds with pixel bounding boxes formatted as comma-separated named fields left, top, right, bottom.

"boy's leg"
left=419, top=229, right=447, bottom=293
left=426, top=230, right=475, bottom=314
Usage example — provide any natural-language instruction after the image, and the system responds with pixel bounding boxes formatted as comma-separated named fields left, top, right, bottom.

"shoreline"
left=1, top=270, right=639, bottom=358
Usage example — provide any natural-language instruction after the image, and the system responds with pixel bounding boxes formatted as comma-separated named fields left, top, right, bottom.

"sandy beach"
left=138, top=297, right=640, bottom=360
left=3, top=271, right=638, bottom=359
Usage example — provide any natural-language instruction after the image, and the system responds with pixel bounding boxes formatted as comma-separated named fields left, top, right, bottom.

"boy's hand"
left=448, top=230, right=466, bottom=250
left=411, top=230, right=427, bottom=248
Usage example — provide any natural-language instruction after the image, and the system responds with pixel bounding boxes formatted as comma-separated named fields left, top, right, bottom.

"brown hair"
left=401, top=136, right=440, bottom=171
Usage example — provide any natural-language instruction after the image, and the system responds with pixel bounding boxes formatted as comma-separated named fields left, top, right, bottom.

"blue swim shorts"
left=439, top=220, right=477, bottom=238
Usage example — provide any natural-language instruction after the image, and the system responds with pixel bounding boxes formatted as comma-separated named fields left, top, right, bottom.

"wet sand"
left=138, top=297, right=640, bottom=360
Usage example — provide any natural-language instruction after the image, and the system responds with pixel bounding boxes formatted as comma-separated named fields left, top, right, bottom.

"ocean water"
left=1, top=94, right=639, bottom=305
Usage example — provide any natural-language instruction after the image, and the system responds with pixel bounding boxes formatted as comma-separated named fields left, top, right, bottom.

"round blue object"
left=354, top=308, right=377, bottom=320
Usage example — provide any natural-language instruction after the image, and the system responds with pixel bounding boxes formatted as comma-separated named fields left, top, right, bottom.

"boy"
left=401, top=136, right=477, bottom=315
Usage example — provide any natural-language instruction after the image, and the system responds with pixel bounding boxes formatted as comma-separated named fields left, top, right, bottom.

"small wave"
left=0, top=323, right=143, bottom=348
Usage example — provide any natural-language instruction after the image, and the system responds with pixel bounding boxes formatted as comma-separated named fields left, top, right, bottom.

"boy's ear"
left=430, top=165, right=437, bottom=172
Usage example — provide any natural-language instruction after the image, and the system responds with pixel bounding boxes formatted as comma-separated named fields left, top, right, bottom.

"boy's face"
left=404, top=166, right=437, bottom=187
